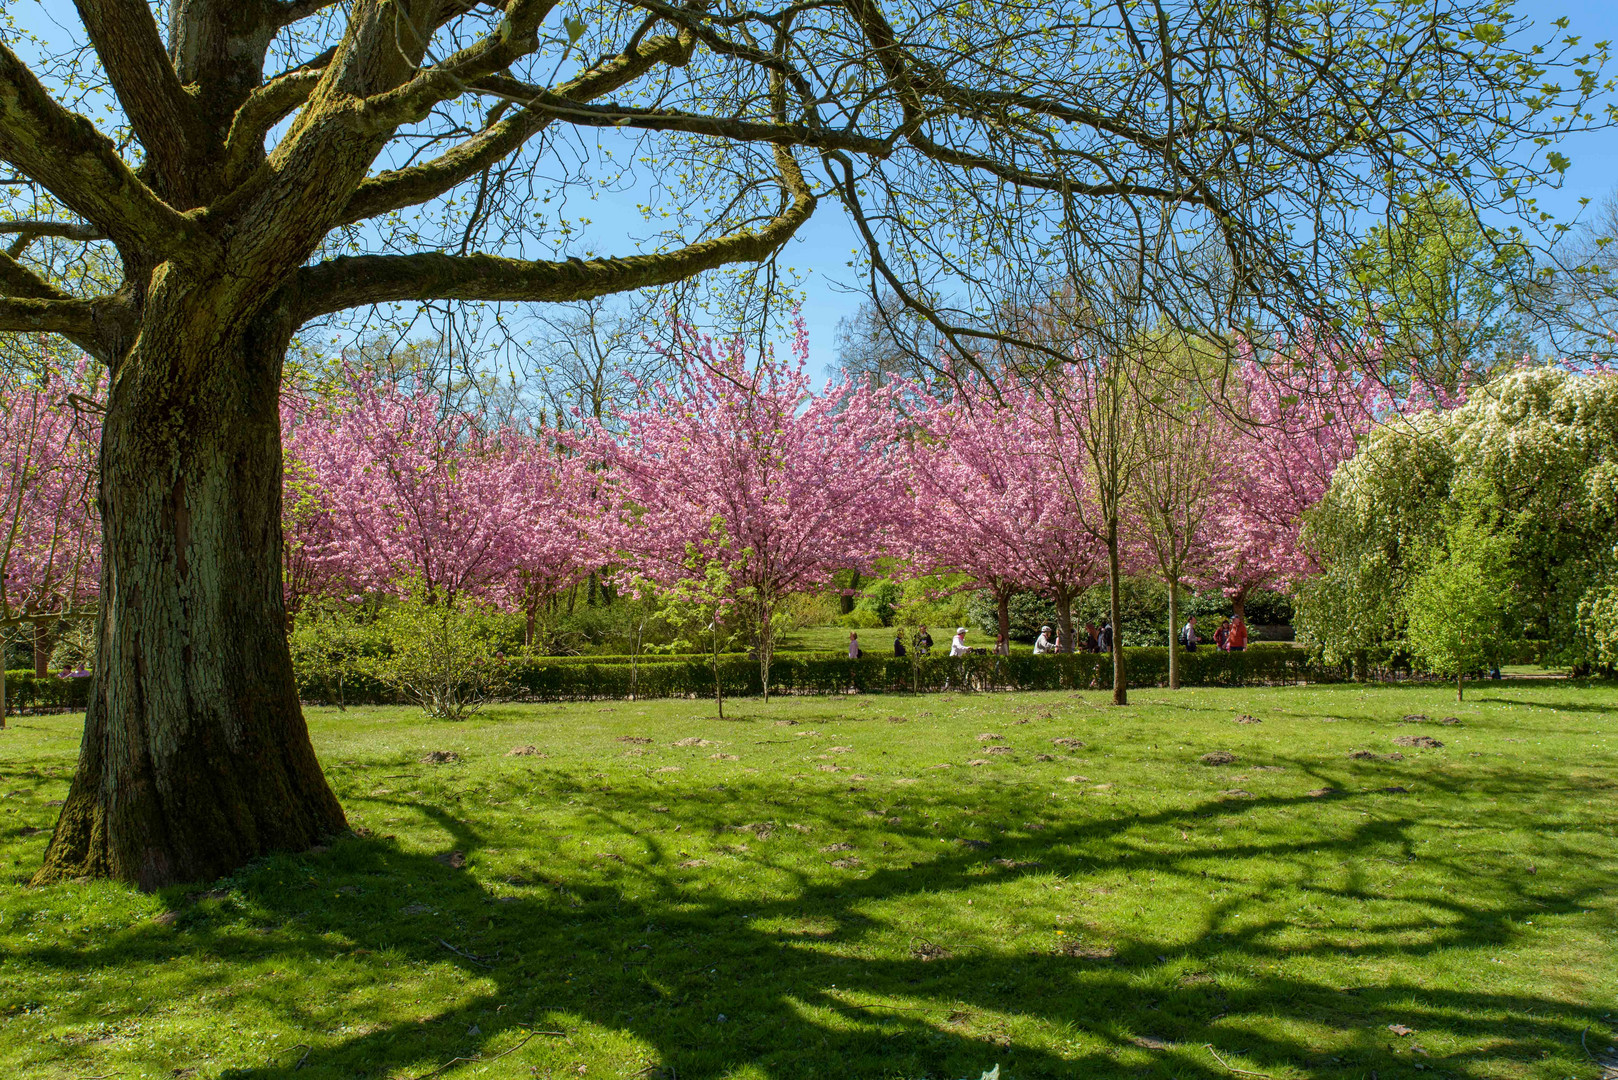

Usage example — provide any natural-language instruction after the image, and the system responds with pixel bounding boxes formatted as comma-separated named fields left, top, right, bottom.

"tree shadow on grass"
left=15, top=761, right=1611, bottom=1080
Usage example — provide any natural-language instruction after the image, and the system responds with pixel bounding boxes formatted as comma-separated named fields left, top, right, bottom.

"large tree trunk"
left=996, top=586, right=1011, bottom=643
left=35, top=297, right=346, bottom=891
left=1107, top=518, right=1127, bottom=706
left=1167, top=578, right=1181, bottom=690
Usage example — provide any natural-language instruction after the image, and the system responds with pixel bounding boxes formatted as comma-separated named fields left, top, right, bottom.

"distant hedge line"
left=3, top=646, right=1332, bottom=714
left=3, top=670, right=92, bottom=712
left=294, top=644, right=1334, bottom=705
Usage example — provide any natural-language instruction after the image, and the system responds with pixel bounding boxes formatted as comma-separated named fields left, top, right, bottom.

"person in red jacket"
left=1229, top=616, right=1249, bottom=652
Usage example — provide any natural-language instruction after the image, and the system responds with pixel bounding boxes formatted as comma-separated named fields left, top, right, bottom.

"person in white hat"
left=1033, top=625, right=1055, bottom=655
left=950, top=626, right=971, bottom=657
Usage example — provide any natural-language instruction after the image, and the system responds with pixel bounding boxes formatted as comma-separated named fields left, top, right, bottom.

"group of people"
left=846, top=614, right=1249, bottom=659
left=1033, top=622, right=1113, bottom=655
left=848, top=625, right=987, bottom=659
left=1178, top=615, right=1249, bottom=652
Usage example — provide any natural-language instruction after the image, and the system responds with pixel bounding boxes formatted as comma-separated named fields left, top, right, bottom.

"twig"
left=844, top=1002, right=933, bottom=1011
left=1204, top=1044, right=1275, bottom=1079
left=292, top=1043, right=312, bottom=1070
left=437, top=938, right=496, bottom=967
left=406, top=1026, right=566, bottom=1080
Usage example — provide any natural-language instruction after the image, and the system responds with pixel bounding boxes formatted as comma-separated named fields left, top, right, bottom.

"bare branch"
left=301, top=146, right=814, bottom=320
left=0, top=219, right=105, bottom=258
left=341, top=31, right=694, bottom=225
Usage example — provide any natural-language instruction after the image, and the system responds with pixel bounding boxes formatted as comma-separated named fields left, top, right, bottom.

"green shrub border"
left=4, top=670, right=93, bottom=713
left=293, top=646, right=1341, bottom=705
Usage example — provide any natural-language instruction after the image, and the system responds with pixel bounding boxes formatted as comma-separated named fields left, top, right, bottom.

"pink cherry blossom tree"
left=1, top=348, right=101, bottom=702
left=291, top=371, right=537, bottom=606
left=600, top=320, right=905, bottom=699
left=1208, top=336, right=1390, bottom=621
left=501, top=435, right=602, bottom=649
left=909, top=375, right=1103, bottom=649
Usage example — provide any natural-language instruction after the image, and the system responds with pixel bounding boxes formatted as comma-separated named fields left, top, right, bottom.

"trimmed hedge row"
left=7, top=647, right=1334, bottom=712
left=4, top=670, right=93, bottom=712
left=296, top=645, right=1335, bottom=705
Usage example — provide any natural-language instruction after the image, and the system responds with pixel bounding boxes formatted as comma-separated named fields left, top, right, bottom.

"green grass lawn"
left=3, top=682, right=1616, bottom=1080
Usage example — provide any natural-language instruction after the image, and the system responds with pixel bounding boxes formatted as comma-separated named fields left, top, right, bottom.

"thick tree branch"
left=0, top=219, right=105, bottom=258
left=72, top=0, right=203, bottom=204
left=0, top=44, right=217, bottom=265
left=353, top=0, right=556, bottom=134
left=340, top=31, right=692, bottom=225
left=0, top=248, right=80, bottom=302
left=301, top=145, right=814, bottom=320
left=223, top=67, right=326, bottom=186
left=0, top=296, right=98, bottom=335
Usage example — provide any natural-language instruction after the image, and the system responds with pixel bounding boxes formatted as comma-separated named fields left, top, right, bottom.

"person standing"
left=1034, top=625, right=1056, bottom=655
left=1229, top=615, right=1248, bottom=652
left=951, top=627, right=971, bottom=656
left=995, top=632, right=1010, bottom=656
left=1214, top=619, right=1231, bottom=652
left=1098, top=620, right=1113, bottom=652
left=848, top=632, right=863, bottom=659
left=1179, top=616, right=1198, bottom=652
left=893, top=632, right=907, bottom=657
left=1083, top=622, right=1100, bottom=653
left=917, top=626, right=934, bottom=655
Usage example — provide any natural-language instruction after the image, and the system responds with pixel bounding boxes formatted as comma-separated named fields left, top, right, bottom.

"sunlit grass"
left=2, top=680, right=1615, bottom=1079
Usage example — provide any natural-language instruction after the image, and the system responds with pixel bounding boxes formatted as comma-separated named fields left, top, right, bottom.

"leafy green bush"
left=4, top=669, right=93, bottom=712
left=358, top=595, right=517, bottom=720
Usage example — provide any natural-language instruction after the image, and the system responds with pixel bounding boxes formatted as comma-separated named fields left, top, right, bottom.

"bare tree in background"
left=1535, top=188, right=1618, bottom=359
left=834, top=290, right=940, bottom=385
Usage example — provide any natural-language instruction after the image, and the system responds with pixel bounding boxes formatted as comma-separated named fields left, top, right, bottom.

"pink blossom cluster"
left=0, top=348, right=102, bottom=644
left=280, top=370, right=600, bottom=630
left=592, top=320, right=907, bottom=613
left=1, top=322, right=1442, bottom=671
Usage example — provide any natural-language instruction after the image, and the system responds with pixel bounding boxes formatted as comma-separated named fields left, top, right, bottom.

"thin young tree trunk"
left=35, top=301, right=346, bottom=890
left=757, top=597, right=777, bottom=704
left=712, top=634, right=725, bottom=718
left=1107, top=518, right=1127, bottom=705
left=1457, top=670, right=1464, bottom=702
left=1167, top=578, right=1181, bottom=690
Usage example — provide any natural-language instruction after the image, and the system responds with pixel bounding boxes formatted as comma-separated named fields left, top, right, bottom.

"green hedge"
left=295, top=645, right=1335, bottom=705
left=4, top=670, right=93, bottom=712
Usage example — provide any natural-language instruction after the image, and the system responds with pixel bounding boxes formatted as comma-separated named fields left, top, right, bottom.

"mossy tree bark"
left=35, top=292, right=346, bottom=888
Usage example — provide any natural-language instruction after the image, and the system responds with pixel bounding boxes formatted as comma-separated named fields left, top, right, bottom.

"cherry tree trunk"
left=996, top=589, right=1011, bottom=643
left=33, top=618, right=52, bottom=677
left=35, top=291, right=345, bottom=890
left=1054, top=587, right=1075, bottom=654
